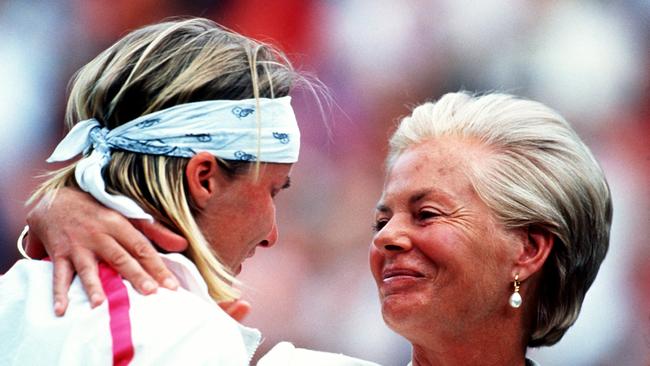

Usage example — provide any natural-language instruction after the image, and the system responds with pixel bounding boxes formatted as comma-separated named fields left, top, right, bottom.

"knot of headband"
left=47, top=96, right=300, bottom=222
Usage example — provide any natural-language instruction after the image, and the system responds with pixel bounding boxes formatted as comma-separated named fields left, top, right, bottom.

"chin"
left=382, top=301, right=435, bottom=344
left=381, top=294, right=423, bottom=326
left=382, top=308, right=419, bottom=339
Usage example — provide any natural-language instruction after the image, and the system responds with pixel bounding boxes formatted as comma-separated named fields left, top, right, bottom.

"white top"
left=0, top=253, right=379, bottom=366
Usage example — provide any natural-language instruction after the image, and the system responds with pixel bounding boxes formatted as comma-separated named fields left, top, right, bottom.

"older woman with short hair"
left=371, top=92, right=611, bottom=365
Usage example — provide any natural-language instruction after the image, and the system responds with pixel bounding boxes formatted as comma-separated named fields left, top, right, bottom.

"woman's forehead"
left=379, top=141, right=483, bottom=207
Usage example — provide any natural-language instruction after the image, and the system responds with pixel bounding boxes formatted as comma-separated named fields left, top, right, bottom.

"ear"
left=185, top=152, right=223, bottom=210
left=513, top=226, right=554, bottom=281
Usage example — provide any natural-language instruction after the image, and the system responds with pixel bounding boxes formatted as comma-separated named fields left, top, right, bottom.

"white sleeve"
left=258, top=342, right=382, bottom=366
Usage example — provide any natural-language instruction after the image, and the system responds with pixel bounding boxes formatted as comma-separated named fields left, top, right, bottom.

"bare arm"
left=25, top=187, right=188, bottom=315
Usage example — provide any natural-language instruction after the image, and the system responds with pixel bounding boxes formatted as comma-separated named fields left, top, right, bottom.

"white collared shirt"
left=0, top=254, right=379, bottom=366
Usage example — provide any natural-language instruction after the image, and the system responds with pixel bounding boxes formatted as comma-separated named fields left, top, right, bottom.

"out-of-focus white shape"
left=0, top=1, right=65, bottom=172
left=441, top=0, right=532, bottom=62
left=439, top=0, right=536, bottom=91
left=0, top=41, right=38, bottom=169
left=528, top=2, right=643, bottom=128
left=325, top=0, right=442, bottom=98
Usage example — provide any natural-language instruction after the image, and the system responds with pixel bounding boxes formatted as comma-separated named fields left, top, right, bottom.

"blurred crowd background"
left=1, top=0, right=648, bottom=365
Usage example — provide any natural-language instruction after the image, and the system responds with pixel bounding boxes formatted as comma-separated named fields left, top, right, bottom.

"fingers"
left=218, top=299, right=252, bottom=323
left=68, top=248, right=106, bottom=309
left=52, top=257, right=74, bottom=316
left=98, top=233, right=162, bottom=294
left=26, top=186, right=183, bottom=317
left=129, top=220, right=183, bottom=290
left=133, top=219, right=188, bottom=252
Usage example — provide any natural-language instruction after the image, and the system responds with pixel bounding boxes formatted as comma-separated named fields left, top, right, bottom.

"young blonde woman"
left=0, top=18, right=377, bottom=366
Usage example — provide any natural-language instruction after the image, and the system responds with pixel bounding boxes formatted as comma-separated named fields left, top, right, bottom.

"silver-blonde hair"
left=31, top=17, right=310, bottom=302
left=388, top=91, right=612, bottom=346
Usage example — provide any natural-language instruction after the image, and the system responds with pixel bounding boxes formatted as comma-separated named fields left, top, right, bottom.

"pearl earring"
left=509, top=274, right=522, bottom=308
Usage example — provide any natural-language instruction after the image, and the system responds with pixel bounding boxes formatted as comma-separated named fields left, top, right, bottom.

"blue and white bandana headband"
left=47, top=96, right=299, bottom=222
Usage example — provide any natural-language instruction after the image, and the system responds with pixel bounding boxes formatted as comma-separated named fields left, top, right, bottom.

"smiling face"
left=196, top=162, right=292, bottom=275
left=369, top=138, right=519, bottom=342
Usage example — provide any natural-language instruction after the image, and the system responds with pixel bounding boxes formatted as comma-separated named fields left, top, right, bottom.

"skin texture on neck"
left=409, top=310, right=528, bottom=366
left=408, top=270, right=543, bottom=366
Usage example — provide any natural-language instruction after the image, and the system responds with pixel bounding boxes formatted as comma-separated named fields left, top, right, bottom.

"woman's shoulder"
left=123, top=256, right=261, bottom=364
left=126, top=289, right=257, bottom=364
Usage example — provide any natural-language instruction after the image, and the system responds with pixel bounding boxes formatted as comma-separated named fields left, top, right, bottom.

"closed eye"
left=281, top=177, right=291, bottom=190
left=272, top=177, right=292, bottom=198
left=372, top=219, right=389, bottom=233
left=417, top=210, right=439, bottom=221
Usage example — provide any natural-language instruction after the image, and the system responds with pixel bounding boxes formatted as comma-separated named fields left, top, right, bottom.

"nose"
left=372, top=215, right=412, bottom=253
left=259, top=223, right=279, bottom=248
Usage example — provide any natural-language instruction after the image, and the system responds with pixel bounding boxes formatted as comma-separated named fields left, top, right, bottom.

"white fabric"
left=0, top=254, right=259, bottom=365
left=0, top=254, right=379, bottom=365
left=46, top=96, right=299, bottom=222
left=259, top=342, right=381, bottom=366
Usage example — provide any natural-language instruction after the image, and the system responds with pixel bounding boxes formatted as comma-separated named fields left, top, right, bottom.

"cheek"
left=242, top=190, right=274, bottom=224
left=414, top=226, right=459, bottom=263
left=368, top=245, right=384, bottom=283
left=248, top=196, right=277, bottom=236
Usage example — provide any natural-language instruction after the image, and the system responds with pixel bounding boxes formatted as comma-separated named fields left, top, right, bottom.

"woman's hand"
left=25, top=187, right=188, bottom=316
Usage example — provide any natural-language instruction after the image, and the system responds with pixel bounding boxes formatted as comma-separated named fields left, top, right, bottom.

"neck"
left=411, top=346, right=526, bottom=366
left=408, top=313, right=528, bottom=366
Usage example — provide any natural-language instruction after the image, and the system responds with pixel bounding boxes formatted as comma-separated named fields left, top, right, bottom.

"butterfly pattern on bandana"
left=232, top=105, right=255, bottom=119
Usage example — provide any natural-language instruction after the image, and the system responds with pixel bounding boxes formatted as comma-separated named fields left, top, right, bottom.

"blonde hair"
left=31, top=17, right=306, bottom=302
left=389, top=91, right=612, bottom=346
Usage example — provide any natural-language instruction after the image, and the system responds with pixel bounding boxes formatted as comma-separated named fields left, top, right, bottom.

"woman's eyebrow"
left=375, top=203, right=390, bottom=214
left=409, top=187, right=455, bottom=207
left=374, top=190, right=430, bottom=213
left=375, top=187, right=453, bottom=213
left=409, top=190, right=429, bottom=206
